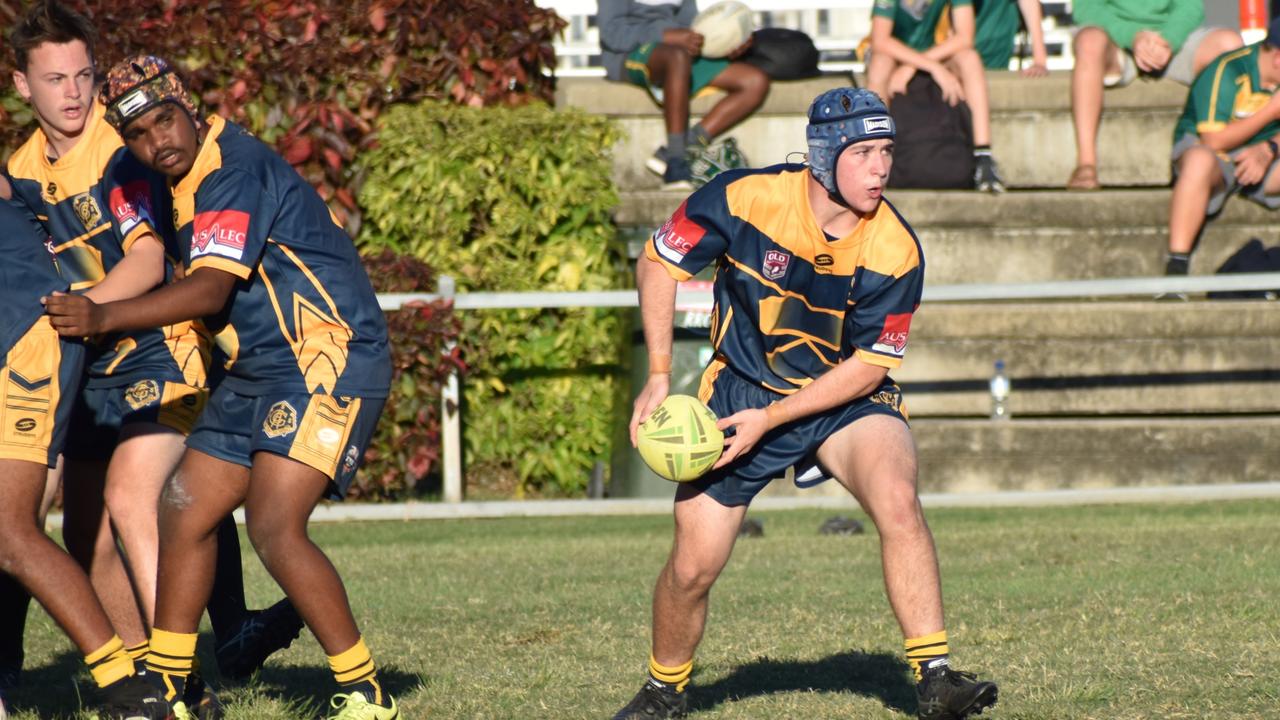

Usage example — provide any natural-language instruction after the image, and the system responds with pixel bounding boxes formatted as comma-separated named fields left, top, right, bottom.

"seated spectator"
left=976, top=0, right=1050, bottom=77
left=1164, top=21, right=1280, bottom=276
left=1067, top=0, right=1242, bottom=190
left=598, top=0, right=770, bottom=189
left=866, top=0, right=1005, bottom=192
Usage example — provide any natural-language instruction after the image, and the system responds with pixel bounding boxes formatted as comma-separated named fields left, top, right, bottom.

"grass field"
left=5, top=498, right=1279, bottom=719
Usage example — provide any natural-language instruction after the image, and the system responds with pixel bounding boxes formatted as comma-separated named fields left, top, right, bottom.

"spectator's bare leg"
left=1071, top=27, right=1120, bottom=171
left=702, top=63, right=770, bottom=138
left=647, top=44, right=694, bottom=137
left=948, top=49, right=991, bottom=147
left=1192, top=30, right=1244, bottom=76
left=865, top=52, right=897, bottom=106
left=1168, top=146, right=1226, bottom=255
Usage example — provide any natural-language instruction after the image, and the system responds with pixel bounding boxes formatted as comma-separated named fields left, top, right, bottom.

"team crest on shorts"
left=124, top=380, right=161, bottom=410
left=262, top=401, right=298, bottom=438
left=73, top=193, right=103, bottom=230
left=341, top=444, right=360, bottom=475
left=763, top=250, right=790, bottom=280
left=868, top=387, right=903, bottom=412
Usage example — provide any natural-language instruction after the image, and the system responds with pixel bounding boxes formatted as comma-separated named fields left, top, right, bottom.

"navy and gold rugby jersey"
left=0, top=199, right=66, bottom=358
left=645, top=164, right=924, bottom=396
left=172, top=115, right=391, bottom=398
left=6, top=103, right=207, bottom=389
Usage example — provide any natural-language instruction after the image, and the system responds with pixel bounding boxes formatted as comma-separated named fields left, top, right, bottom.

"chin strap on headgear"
left=100, top=55, right=203, bottom=133
left=805, top=87, right=895, bottom=205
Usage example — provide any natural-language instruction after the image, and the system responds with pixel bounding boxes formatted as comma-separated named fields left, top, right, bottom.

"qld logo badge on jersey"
left=653, top=202, right=705, bottom=265
left=762, top=250, right=790, bottom=280
left=872, top=312, right=912, bottom=358
left=191, top=209, right=250, bottom=262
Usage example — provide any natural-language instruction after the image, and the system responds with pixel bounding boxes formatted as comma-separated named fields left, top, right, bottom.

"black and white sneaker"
left=98, top=673, right=170, bottom=720
left=646, top=147, right=669, bottom=178
left=213, top=599, right=305, bottom=680
left=916, top=661, right=998, bottom=720
left=973, top=154, right=1006, bottom=193
left=612, top=679, right=688, bottom=719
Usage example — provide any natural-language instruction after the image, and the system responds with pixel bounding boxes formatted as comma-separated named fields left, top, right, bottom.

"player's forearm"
left=83, top=234, right=164, bottom=304
left=763, top=357, right=890, bottom=430
left=872, top=26, right=948, bottom=77
left=1017, top=0, right=1049, bottom=63
left=924, top=8, right=975, bottom=61
left=637, top=255, right=678, bottom=372
left=1200, top=113, right=1279, bottom=153
left=98, top=268, right=233, bottom=333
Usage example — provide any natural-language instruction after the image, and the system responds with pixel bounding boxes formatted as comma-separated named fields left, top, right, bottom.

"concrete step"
left=615, top=189, right=1280, bottom=283
left=558, top=73, right=1186, bottom=191
left=901, top=301, right=1280, bottom=417
left=756, top=416, right=1280, bottom=497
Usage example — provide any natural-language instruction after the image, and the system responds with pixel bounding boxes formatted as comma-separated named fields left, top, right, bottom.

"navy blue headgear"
left=806, top=88, right=895, bottom=197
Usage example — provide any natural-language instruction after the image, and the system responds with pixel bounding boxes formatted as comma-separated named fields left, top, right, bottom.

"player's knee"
left=160, top=470, right=195, bottom=512
left=1073, top=26, right=1110, bottom=59
left=737, top=64, right=770, bottom=99
left=1178, top=146, right=1221, bottom=181
left=868, top=479, right=925, bottom=536
left=666, top=555, right=721, bottom=596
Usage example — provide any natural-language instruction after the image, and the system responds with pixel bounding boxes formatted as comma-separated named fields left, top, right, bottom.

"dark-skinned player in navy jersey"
left=612, top=88, right=998, bottom=720
left=44, top=56, right=396, bottom=720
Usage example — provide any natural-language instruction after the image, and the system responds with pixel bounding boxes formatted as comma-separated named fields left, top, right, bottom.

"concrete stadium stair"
left=586, top=72, right=1280, bottom=494
left=556, top=72, right=1185, bottom=191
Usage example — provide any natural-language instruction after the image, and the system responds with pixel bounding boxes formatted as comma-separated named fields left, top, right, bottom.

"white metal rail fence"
left=379, top=272, right=1280, bottom=503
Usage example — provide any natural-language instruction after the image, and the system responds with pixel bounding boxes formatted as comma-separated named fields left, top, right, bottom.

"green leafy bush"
left=357, top=250, right=462, bottom=501
left=0, top=0, right=565, bottom=233
left=357, top=101, right=628, bottom=496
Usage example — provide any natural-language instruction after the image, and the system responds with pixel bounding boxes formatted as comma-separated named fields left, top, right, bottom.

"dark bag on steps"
left=739, top=28, right=821, bottom=80
left=1207, top=238, right=1280, bottom=299
left=886, top=73, right=974, bottom=189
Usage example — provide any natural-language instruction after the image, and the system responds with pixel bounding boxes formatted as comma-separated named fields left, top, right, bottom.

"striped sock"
left=145, top=629, right=197, bottom=702
left=648, top=654, right=692, bottom=693
left=905, top=630, right=950, bottom=682
left=329, top=638, right=385, bottom=706
left=124, top=640, right=150, bottom=663
left=85, top=635, right=134, bottom=689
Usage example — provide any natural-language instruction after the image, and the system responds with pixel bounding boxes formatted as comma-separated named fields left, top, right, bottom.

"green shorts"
left=624, top=43, right=730, bottom=104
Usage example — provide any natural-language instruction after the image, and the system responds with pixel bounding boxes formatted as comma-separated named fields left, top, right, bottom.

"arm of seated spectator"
left=869, top=16, right=951, bottom=77
left=1017, top=0, right=1050, bottom=76
left=1198, top=94, right=1280, bottom=155
left=919, top=3, right=976, bottom=64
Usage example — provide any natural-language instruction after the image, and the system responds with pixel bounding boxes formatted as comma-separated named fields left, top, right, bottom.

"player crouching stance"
left=45, top=57, right=397, bottom=720
left=1, top=192, right=166, bottom=718
left=616, top=88, right=998, bottom=720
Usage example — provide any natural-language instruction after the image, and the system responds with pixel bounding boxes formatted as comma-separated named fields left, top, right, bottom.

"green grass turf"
left=6, top=498, right=1279, bottom=719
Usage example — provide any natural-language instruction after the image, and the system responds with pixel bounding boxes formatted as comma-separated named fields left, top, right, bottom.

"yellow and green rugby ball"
left=637, top=394, right=725, bottom=481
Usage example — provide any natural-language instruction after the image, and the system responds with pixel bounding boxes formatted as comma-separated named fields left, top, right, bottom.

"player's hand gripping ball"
left=636, top=394, right=724, bottom=481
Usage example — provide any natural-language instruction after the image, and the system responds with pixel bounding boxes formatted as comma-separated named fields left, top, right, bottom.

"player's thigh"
left=1073, top=26, right=1118, bottom=70
left=816, top=413, right=918, bottom=517
left=245, top=451, right=331, bottom=534
left=105, top=423, right=186, bottom=510
left=669, top=483, right=749, bottom=584
left=160, top=449, right=250, bottom=534
left=707, top=61, right=767, bottom=94
left=0, top=459, right=55, bottom=529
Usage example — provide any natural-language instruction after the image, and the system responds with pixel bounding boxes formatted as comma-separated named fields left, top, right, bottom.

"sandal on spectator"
left=1066, top=165, right=1100, bottom=191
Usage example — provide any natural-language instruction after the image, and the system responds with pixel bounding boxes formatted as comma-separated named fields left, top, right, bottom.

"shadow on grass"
left=688, top=650, right=915, bottom=716
left=245, top=663, right=424, bottom=715
left=5, top=649, right=98, bottom=718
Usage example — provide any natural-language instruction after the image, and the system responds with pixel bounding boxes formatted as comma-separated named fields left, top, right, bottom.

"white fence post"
left=438, top=275, right=464, bottom=503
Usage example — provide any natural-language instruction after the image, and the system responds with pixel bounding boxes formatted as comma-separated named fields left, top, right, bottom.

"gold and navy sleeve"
left=644, top=184, right=732, bottom=281
left=104, top=152, right=162, bottom=254
left=187, top=167, right=276, bottom=279
left=846, top=240, right=924, bottom=370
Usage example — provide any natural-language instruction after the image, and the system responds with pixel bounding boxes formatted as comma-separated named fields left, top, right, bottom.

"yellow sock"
left=905, top=629, right=950, bottom=682
left=85, top=635, right=134, bottom=689
left=146, top=629, right=197, bottom=701
left=329, top=638, right=384, bottom=705
left=124, top=640, right=150, bottom=663
left=648, top=654, right=693, bottom=693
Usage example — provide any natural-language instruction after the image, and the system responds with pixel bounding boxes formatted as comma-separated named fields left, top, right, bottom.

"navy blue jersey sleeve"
left=187, top=167, right=276, bottom=279
left=845, top=255, right=923, bottom=370
left=104, top=152, right=162, bottom=254
left=643, top=186, right=732, bottom=281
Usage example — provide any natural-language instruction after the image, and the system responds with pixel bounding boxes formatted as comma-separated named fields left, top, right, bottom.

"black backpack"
left=739, top=28, right=821, bottom=80
left=886, top=73, right=975, bottom=189
left=1207, top=238, right=1280, bottom=299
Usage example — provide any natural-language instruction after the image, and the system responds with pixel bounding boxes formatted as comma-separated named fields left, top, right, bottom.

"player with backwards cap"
left=615, top=87, right=998, bottom=720
left=44, top=56, right=395, bottom=719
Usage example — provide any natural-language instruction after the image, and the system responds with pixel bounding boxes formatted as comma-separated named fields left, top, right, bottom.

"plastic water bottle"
left=989, top=360, right=1010, bottom=420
